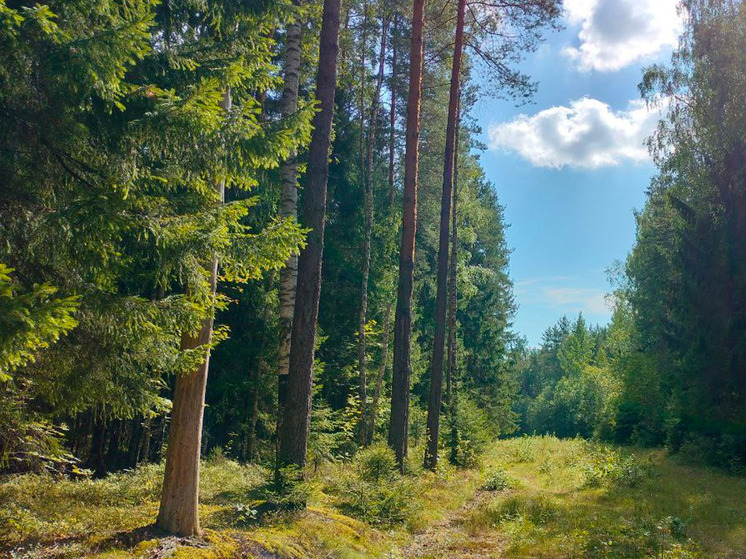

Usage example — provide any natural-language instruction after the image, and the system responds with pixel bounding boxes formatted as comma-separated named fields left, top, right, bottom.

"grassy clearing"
left=464, top=436, right=746, bottom=559
left=1, top=437, right=746, bottom=558
left=0, top=444, right=483, bottom=558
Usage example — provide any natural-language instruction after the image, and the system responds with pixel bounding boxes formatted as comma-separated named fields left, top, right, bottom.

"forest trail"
left=4, top=437, right=746, bottom=558
left=401, top=488, right=506, bottom=558
left=396, top=436, right=746, bottom=559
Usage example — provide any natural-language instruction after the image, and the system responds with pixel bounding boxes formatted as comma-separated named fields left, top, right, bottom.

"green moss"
left=3, top=438, right=746, bottom=558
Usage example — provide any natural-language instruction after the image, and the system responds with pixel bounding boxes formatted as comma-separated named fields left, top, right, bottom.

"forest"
left=1, top=0, right=746, bottom=557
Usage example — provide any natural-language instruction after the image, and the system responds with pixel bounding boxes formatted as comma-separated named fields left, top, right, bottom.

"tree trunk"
left=139, top=417, right=152, bottom=465
left=388, top=0, right=426, bottom=472
left=126, top=417, right=143, bottom=469
left=446, top=106, right=461, bottom=466
left=246, top=375, right=260, bottom=462
left=105, top=419, right=122, bottom=472
left=356, top=0, right=369, bottom=446
left=277, top=0, right=342, bottom=472
left=358, top=14, right=389, bottom=446
left=156, top=89, right=231, bottom=537
left=87, top=415, right=107, bottom=477
left=388, top=14, right=398, bottom=206
left=446, top=106, right=460, bottom=407
left=277, top=1, right=304, bottom=447
left=424, top=0, right=465, bottom=471
left=367, top=300, right=392, bottom=443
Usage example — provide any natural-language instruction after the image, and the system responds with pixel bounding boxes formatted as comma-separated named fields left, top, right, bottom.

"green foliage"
left=0, top=264, right=78, bottom=380
left=265, top=465, right=314, bottom=511
left=483, top=467, right=515, bottom=492
left=330, top=445, right=419, bottom=527
left=0, top=0, right=308, bottom=472
left=446, top=394, right=493, bottom=467
left=519, top=315, right=619, bottom=440
left=581, top=446, right=647, bottom=489
left=602, top=1, right=746, bottom=468
left=355, top=442, right=397, bottom=483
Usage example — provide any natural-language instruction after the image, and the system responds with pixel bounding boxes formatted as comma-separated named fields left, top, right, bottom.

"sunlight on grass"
left=2, top=437, right=745, bottom=558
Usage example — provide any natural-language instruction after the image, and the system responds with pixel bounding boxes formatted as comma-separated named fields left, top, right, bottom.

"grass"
left=1, top=437, right=745, bottom=558
left=465, top=436, right=746, bottom=559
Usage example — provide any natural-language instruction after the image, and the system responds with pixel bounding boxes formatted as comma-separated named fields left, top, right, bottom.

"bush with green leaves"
left=329, top=444, right=419, bottom=526
left=483, top=467, right=515, bottom=492
left=582, top=446, right=647, bottom=488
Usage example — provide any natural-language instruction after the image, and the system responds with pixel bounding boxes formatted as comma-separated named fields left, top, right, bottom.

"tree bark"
left=105, top=419, right=122, bottom=472
left=388, top=14, right=398, bottom=206
left=277, top=1, right=304, bottom=447
left=356, top=0, right=369, bottom=446
left=446, top=106, right=461, bottom=466
left=388, top=0, right=426, bottom=472
left=87, top=415, right=107, bottom=477
left=139, top=417, right=152, bottom=465
left=358, top=14, right=389, bottom=446
left=156, top=89, right=231, bottom=537
left=424, top=0, right=465, bottom=471
left=446, top=106, right=460, bottom=407
left=277, top=0, right=342, bottom=472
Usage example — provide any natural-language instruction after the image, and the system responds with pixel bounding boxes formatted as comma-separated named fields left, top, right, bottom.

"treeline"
left=514, top=0, right=746, bottom=474
left=0, top=0, right=561, bottom=537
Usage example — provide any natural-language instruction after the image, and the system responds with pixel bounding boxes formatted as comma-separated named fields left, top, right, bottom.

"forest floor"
left=2, top=436, right=746, bottom=558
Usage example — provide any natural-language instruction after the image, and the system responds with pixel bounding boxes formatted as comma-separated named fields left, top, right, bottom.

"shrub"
left=338, top=476, right=417, bottom=526
left=446, top=395, right=493, bottom=467
left=264, top=465, right=314, bottom=510
left=483, top=468, right=514, bottom=492
left=329, top=446, right=419, bottom=526
left=582, top=446, right=646, bottom=488
left=356, top=443, right=397, bottom=483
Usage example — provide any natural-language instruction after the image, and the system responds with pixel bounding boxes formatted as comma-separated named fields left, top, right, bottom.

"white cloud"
left=516, top=277, right=613, bottom=316
left=543, top=288, right=611, bottom=314
left=563, top=0, right=684, bottom=71
left=488, top=97, right=659, bottom=169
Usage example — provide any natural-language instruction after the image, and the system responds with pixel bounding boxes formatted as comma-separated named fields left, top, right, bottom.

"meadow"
left=2, top=436, right=745, bottom=558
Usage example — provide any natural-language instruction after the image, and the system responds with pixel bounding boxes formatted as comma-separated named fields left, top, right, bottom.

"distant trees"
left=516, top=315, right=618, bottom=440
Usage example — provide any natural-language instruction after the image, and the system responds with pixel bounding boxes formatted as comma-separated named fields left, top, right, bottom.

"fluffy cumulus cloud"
left=488, top=97, right=659, bottom=169
left=563, top=0, right=684, bottom=72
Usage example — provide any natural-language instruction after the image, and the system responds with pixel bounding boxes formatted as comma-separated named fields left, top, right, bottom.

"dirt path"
left=400, top=489, right=505, bottom=558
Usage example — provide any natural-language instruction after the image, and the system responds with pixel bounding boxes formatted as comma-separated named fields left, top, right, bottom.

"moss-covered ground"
left=2, top=437, right=745, bottom=558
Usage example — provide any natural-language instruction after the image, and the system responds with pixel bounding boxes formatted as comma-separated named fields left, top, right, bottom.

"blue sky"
left=471, top=0, right=683, bottom=345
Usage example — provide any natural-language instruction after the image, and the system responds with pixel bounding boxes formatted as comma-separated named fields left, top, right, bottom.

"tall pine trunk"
left=424, top=0, right=465, bottom=471
left=446, top=108, right=460, bottom=465
left=358, top=14, right=389, bottom=445
left=277, top=0, right=342, bottom=472
left=446, top=107, right=460, bottom=407
left=277, top=2, right=303, bottom=444
left=156, top=89, right=231, bottom=537
left=388, top=14, right=398, bottom=206
left=388, top=0, right=426, bottom=471
left=356, top=0, right=369, bottom=445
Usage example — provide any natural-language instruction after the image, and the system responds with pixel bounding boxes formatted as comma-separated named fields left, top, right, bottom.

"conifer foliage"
left=0, top=0, right=561, bottom=537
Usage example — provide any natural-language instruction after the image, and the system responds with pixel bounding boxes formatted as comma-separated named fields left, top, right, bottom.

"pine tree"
left=278, top=0, right=343, bottom=474
left=389, top=0, right=426, bottom=471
